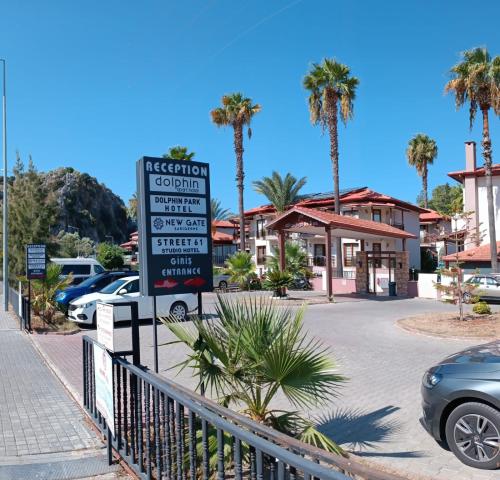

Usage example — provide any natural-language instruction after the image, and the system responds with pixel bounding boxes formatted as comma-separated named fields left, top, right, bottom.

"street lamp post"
left=1, top=59, right=8, bottom=311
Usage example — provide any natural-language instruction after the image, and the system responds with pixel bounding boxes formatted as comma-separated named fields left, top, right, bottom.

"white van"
left=51, top=258, right=105, bottom=285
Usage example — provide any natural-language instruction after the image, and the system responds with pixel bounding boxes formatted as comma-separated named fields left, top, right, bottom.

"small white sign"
left=149, top=174, right=206, bottom=194
left=94, top=343, right=115, bottom=435
left=149, top=194, right=206, bottom=214
left=152, top=237, right=208, bottom=255
left=96, top=303, right=114, bottom=352
left=151, top=216, right=207, bottom=234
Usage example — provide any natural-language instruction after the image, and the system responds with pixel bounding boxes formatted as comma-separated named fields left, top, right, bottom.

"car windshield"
left=99, top=278, right=127, bottom=294
left=77, top=273, right=106, bottom=288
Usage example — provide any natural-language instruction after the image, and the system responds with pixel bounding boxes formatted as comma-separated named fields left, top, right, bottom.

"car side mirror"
left=118, top=288, right=127, bottom=295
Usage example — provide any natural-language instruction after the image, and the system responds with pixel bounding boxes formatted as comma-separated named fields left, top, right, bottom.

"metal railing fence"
left=83, top=335, right=402, bottom=480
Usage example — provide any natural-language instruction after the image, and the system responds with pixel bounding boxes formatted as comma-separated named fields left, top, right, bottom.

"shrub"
left=473, top=301, right=491, bottom=315
left=223, top=251, right=255, bottom=289
left=262, top=269, right=292, bottom=297
left=97, top=242, right=125, bottom=269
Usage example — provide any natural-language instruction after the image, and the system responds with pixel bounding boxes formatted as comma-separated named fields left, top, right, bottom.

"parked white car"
left=51, top=257, right=105, bottom=285
left=67, top=276, right=197, bottom=325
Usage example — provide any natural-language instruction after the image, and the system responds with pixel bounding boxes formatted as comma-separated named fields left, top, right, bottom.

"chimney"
left=465, top=141, right=476, bottom=172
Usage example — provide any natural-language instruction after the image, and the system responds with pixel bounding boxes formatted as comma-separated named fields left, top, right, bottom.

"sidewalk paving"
left=0, top=299, right=126, bottom=480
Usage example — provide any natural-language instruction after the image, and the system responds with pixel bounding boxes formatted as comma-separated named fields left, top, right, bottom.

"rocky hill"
left=42, top=167, right=129, bottom=243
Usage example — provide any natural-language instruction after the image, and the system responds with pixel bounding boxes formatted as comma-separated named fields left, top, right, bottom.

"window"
left=94, top=264, right=105, bottom=274
left=372, top=243, right=382, bottom=268
left=313, top=244, right=326, bottom=266
left=372, top=209, right=382, bottom=223
left=343, top=209, right=359, bottom=218
left=343, top=243, right=359, bottom=267
left=256, top=219, right=266, bottom=239
left=257, top=246, right=266, bottom=265
left=122, top=279, right=139, bottom=294
left=486, top=277, right=497, bottom=286
left=60, top=264, right=91, bottom=275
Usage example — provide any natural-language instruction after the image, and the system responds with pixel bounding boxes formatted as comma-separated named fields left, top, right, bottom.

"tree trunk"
left=481, top=108, right=498, bottom=273
left=326, top=89, right=343, bottom=277
left=422, top=164, right=428, bottom=209
left=233, top=122, right=246, bottom=252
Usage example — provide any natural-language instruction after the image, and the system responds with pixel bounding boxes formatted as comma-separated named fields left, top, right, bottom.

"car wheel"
left=445, top=402, right=500, bottom=469
left=463, top=292, right=472, bottom=304
left=170, top=302, right=188, bottom=321
left=219, top=280, right=228, bottom=289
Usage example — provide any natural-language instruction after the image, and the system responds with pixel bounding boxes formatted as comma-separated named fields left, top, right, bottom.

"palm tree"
left=223, top=251, right=255, bottom=289
left=210, top=198, right=233, bottom=221
left=267, top=241, right=309, bottom=277
left=445, top=47, right=500, bottom=272
left=252, top=171, right=307, bottom=213
left=163, top=145, right=195, bottom=161
left=211, top=93, right=261, bottom=251
left=406, top=134, right=438, bottom=208
left=304, top=59, right=359, bottom=276
left=162, top=296, right=345, bottom=454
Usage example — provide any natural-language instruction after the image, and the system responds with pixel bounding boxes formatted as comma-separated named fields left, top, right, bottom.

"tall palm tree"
left=252, top=171, right=307, bottom=213
left=163, top=145, right=195, bottom=161
left=211, top=93, right=261, bottom=251
left=406, top=134, right=438, bottom=208
left=304, top=59, right=359, bottom=276
left=445, top=47, right=500, bottom=272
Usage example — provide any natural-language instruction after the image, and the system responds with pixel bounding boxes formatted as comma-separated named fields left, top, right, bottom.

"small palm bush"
left=162, top=296, right=345, bottom=454
left=473, top=301, right=491, bottom=315
left=263, top=269, right=292, bottom=297
left=267, top=241, right=309, bottom=277
left=30, top=263, right=73, bottom=322
left=223, top=251, right=255, bottom=290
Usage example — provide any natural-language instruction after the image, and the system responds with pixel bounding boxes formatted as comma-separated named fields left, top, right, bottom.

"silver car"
left=464, top=275, right=500, bottom=303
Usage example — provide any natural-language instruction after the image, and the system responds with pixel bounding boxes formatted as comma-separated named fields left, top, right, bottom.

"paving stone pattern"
left=0, top=300, right=125, bottom=479
left=34, top=294, right=499, bottom=480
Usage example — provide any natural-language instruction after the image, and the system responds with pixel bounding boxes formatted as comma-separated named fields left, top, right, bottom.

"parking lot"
left=33, top=294, right=497, bottom=480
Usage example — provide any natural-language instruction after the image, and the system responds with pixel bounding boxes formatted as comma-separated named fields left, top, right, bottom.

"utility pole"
left=1, top=59, right=8, bottom=311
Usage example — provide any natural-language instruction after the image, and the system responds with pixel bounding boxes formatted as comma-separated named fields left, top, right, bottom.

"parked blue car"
left=56, top=270, right=138, bottom=311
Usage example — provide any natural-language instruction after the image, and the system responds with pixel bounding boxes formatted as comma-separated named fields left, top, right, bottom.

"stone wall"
left=355, top=251, right=409, bottom=296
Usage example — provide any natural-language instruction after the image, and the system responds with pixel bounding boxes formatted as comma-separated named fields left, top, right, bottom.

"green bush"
left=473, top=301, right=491, bottom=315
left=263, top=269, right=292, bottom=297
left=97, top=242, right=125, bottom=269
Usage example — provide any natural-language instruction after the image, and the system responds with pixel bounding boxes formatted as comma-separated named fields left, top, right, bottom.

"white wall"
left=477, top=176, right=500, bottom=245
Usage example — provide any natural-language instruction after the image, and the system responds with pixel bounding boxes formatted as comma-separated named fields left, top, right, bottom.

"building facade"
left=245, top=187, right=423, bottom=283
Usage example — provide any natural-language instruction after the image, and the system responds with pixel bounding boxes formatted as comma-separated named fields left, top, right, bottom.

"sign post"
left=136, top=157, right=213, bottom=372
left=25, top=244, right=46, bottom=331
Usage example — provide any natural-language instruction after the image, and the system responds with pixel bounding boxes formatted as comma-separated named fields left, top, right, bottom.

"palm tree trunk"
left=481, top=108, right=498, bottom=273
left=326, top=89, right=343, bottom=277
left=233, top=122, right=246, bottom=251
left=422, top=164, right=428, bottom=209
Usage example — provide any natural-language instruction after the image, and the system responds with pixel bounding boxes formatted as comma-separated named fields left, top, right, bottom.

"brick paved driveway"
left=34, top=294, right=499, bottom=480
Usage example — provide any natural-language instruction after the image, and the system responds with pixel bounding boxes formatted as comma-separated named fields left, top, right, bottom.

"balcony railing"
left=83, top=335, right=400, bottom=480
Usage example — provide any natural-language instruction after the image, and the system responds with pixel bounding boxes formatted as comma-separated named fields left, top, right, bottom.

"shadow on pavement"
left=317, top=406, right=426, bottom=458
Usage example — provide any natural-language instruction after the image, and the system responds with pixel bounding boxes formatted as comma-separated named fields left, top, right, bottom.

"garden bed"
left=398, top=312, right=500, bottom=339
left=31, top=313, right=80, bottom=335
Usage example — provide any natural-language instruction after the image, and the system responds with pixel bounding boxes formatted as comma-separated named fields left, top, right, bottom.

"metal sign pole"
left=152, top=295, right=158, bottom=373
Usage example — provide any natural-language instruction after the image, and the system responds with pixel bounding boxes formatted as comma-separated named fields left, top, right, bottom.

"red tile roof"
left=267, top=206, right=416, bottom=239
left=448, top=164, right=500, bottom=183
left=213, top=220, right=236, bottom=228
left=245, top=187, right=425, bottom=217
left=419, top=209, right=449, bottom=222
left=442, top=242, right=500, bottom=263
left=212, top=231, right=234, bottom=243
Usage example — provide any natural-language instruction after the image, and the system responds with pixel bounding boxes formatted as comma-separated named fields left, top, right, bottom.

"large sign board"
left=137, top=157, right=213, bottom=296
left=94, top=342, right=115, bottom=435
left=26, top=244, right=46, bottom=280
left=96, top=303, right=115, bottom=352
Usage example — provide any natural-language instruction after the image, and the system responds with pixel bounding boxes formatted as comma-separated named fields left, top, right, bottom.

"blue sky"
left=1, top=0, right=499, bottom=212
